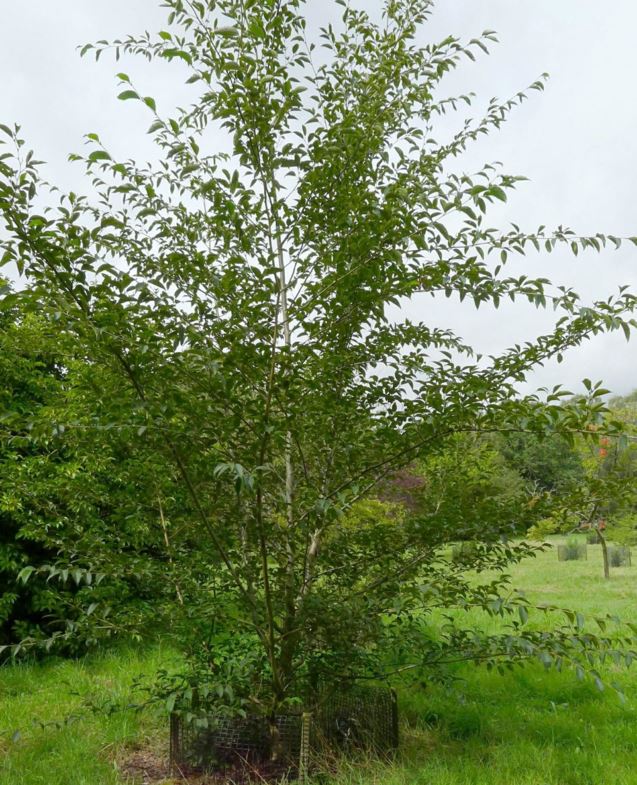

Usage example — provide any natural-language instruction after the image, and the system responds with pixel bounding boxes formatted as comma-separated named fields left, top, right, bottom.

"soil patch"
left=119, top=745, right=296, bottom=784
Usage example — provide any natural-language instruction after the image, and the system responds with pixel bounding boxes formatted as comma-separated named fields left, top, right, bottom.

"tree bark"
left=598, top=528, right=610, bottom=579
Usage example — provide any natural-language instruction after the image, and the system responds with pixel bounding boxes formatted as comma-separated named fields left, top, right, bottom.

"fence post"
left=390, top=689, right=399, bottom=751
left=169, top=713, right=179, bottom=776
left=299, top=711, right=312, bottom=784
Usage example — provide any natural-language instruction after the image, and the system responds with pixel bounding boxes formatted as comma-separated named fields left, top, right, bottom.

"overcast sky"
left=2, top=1, right=637, bottom=397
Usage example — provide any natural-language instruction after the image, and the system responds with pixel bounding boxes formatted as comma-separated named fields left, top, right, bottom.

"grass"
left=2, top=538, right=637, bottom=784
left=0, top=646, right=174, bottom=785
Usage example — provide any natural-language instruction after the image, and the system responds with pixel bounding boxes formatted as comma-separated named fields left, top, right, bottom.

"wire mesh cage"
left=608, top=545, right=632, bottom=567
left=169, top=712, right=302, bottom=779
left=312, top=684, right=399, bottom=755
left=586, top=531, right=600, bottom=545
left=169, top=685, right=398, bottom=779
left=557, top=543, right=587, bottom=561
left=451, top=542, right=478, bottom=564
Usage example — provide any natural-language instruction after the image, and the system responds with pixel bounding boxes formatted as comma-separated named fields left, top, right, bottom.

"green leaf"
left=162, top=49, right=192, bottom=64
left=17, top=566, right=35, bottom=584
left=118, top=90, right=140, bottom=101
left=489, top=186, right=507, bottom=202
left=216, top=26, right=238, bottom=37
left=88, top=150, right=111, bottom=162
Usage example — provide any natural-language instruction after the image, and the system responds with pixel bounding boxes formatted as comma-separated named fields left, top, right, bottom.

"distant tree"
left=499, top=431, right=584, bottom=494
left=2, top=0, right=637, bottom=755
left=539, top=409, right=637, bottom=578
left=410, top=433, right=535, bottom=540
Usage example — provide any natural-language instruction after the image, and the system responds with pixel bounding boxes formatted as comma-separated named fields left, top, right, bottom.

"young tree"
left=567, top=424, right=637, bottom=579
left=2, top=0, right=637, bottom=755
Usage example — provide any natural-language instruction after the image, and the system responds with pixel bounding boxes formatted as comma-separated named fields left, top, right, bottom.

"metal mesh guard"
left=558, top=543, right=587, bottom=561
left=608, top=545, right=632, bottom=567
left=170, top=685, right=398, bottom=776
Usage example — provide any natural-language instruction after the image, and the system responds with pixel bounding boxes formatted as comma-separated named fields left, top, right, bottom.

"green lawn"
left=2, top=539, right=637, bottom=785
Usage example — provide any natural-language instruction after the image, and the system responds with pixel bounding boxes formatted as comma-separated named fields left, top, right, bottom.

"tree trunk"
left=598, top=529, right=610, bottom=579
left=268, top=715, right=284, bottom=762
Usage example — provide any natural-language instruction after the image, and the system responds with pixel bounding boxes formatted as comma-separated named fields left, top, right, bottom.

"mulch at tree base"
left=119, top=746, right=297, bottom=784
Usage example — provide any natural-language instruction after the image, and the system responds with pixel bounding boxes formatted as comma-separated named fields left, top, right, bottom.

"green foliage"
left=1, top=0, right=637, bottom=741
left=0, top=282, right=192, bottom=654
left=607, top=513, right=637, bottom=546
left=499, top=432, right=584, bottom=493
left=413, top=434, right=536, bottom=540
left=527, top=516, right=561, bottom=542
left=0, top=289, right=70, bottom=649
left=451, top=542, right=479, bottom=564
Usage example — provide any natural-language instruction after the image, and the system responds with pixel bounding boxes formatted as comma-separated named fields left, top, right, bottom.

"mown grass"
left=2, top=538, right=637, bottom=784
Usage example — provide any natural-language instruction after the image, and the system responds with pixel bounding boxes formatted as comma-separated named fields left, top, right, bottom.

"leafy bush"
left=527, top=517, right=560, bottom=542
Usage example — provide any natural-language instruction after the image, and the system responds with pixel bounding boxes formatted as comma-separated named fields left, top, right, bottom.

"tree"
left=0, top=281, right=66, bottom=647
left=499, top=430, right=584, bottom=495
left=604, top=394, right=637, bottom=546
left=569, top=423, right=637, bottom=579
left=2, top=0, right=637, bottom=757
left=407, top=433, right=536, bottom=540
left=0, top=280, right=186, bottom=652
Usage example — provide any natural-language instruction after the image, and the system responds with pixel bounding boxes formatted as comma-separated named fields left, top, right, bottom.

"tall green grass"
left=1, top=539, right=636, bottom=784
left=0, top=646, right=174, bottom=785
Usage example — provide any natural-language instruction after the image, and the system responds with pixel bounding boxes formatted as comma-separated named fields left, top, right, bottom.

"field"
left=2, top=538, right=637, bottom=785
